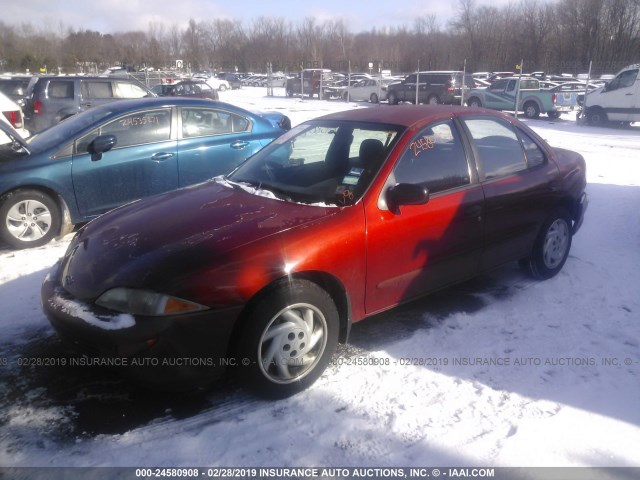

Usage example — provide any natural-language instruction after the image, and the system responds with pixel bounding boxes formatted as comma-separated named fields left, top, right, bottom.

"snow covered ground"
left=0, top=87, right=639, bottom=469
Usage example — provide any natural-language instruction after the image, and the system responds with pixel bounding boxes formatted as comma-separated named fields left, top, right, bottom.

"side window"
left=463, top=118, right=527, bottom=179
left=113, top=81, right=149, bottom=98
left=181, top=108, right=250, bottom=138
left=81, top=81, right=113, bottom=99
left=506, top=80, right=516, bottom=92
left=393, top=120, right=471, bottom=194
left=75, top=109, right=171, bottom=153
left=489, top=79, right=508, bottom=91
left=518, top=130, right=546, bottom=168
left=607, top=69, right=638, bottom=91
left=48, top=81, right=74, bottom=99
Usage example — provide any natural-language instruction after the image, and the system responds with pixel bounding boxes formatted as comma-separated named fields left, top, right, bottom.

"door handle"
left=151, top=152, right=174, bottom=162
left=625, top=93, right=633, bottom=96
left=231, top=141, right=250, bottom=149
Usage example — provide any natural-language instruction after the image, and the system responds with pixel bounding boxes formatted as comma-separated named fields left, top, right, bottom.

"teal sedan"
left=0, top=97, right=291, bottom=248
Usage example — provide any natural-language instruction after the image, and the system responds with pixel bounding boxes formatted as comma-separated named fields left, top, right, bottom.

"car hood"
left=60, top=179, right=339, bottom=301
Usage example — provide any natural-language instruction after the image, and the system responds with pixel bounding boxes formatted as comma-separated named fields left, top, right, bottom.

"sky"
left=3, top=0, right=552, bottom=35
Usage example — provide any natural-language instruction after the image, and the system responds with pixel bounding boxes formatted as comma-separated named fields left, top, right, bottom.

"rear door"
left=177, top=106, right=265, bottom=186
left=459, top=115, right=561, bottom=269
left=71, top=107, right=178, bottom=218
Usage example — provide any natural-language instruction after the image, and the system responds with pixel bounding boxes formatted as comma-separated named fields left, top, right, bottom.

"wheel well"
left=229, top=271, right=353, bottom=355
left=1, top=186, right=72, bottom=237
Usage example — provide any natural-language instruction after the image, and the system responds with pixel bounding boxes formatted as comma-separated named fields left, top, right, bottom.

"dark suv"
left=387, top=71, right=475, bottom=105
left=24, top=76, right=154, bottom=133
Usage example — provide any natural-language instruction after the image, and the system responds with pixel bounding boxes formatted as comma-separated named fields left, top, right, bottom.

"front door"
left=365, top=119, right=484, bottom=314
left=72, top=108, right=178, bottom=218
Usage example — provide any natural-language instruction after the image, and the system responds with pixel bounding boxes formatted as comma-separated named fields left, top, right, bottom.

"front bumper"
left=41, top=262, right=244, bottom=389
left=573, top=192, right=588, bottom=234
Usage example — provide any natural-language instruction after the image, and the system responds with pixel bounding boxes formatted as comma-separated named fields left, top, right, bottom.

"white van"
left=583, top=63, right=639, bottom=125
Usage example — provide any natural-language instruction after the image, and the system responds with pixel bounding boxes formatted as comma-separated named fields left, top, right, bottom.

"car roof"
left=84, top=97, right=248, bottom=115
left=315, top=105, right=496, bottom=128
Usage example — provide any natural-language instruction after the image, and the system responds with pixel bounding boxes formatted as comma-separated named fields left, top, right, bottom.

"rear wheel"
left=523, top=101, right=541, bottom=119
left=370, top=93, right=379, bottom=103
left=520, top=208, right=572, bottom=280
left=235, top=279, right=339, bottom=398
left=0, top=189, right=61, bottom=249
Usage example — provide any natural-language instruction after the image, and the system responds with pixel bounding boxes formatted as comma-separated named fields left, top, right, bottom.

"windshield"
left=26, top=107, right=115, bottom=152
left=228, top=120, right=403, bottom=206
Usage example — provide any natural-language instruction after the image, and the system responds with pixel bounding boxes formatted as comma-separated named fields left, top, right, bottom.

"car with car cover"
left=41, top=106, right=587, bottom=398
left=0, top=97, right=291, bottom=249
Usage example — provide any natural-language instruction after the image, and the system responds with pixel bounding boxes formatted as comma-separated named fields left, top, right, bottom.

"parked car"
left=343, top=78, right=393, bottom=103
left=286, top=69, right=333, bottom=98
left=0, top=75, right=35, bottom=108
left=581, top=63, right=640, bottom=125
left=41, top=105, right=587, bottom=397
left=218, top=73, right=242, bottom=90
left=386, top=71, right=475, bottom=105
left=0, top=97, right=291, bottom=248
left=0, top=107, right=21, bottom=145
left=152, top=80, right=219, bottom=100
left=0, top=91, right=30, bottom=139
left=548, top=81, right=599, bottom=115
left=24, top=75, right=155, bottom=133
left=466, top=77, right=560, bottom=118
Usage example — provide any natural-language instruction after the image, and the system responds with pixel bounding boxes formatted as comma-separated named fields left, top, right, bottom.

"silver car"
left=343, top=78, right=392, bottom=103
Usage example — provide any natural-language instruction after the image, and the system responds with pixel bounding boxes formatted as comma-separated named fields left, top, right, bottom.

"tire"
left=218, top=84, right=227, bottom=92
left=370, top=93, right=379, bottom=103
left=523, top=101, right=540, bottom=119
left=547, top=111, right=560, bottom=119
left=0, top=189, right=61, bottom=249
left=427, top=95, right=440, bottom=105
left=520, top=208, right=572, bottom=280
left=587, top=107, right=607, bottom=126
left=468, top=97, right=482, bottom=108
left=342, top=92, right=349, bottom=102
left=388, top=91, right=398, bottom=105
left=235, top=279, right=339, bottom=398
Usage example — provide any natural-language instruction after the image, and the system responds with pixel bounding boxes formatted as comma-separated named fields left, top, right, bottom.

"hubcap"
left=6, top=199, right=52, bottom=242
left=526, top=106, right=536, bottom=117
left=543, top=219, right=569, bottom=269
left=258, top=303, right=327, bottom=384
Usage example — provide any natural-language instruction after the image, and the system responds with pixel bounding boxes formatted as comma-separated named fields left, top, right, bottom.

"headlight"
left=96, top=288, right=208, bottom=316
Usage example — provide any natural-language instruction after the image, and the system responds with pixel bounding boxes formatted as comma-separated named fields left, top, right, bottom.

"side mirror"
left=89, top=135, right=117, bottom=161
left=387, top=183, right=429, bottom=213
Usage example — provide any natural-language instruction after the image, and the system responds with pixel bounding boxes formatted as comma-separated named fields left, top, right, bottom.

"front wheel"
left=520, top=208, right=572, bottom=280
left=370, top=93, right=379, bottom=103
left=235, top=279, right=339, bottom=398
left=218, top=84, right=227, bottom=92
left=0, top=189, right=61, bottom=249
left=586, top=107, right=608, bottom=126
left=468, top=97, right=482, bottom=108
left=388, top=91, right=398, bottom=105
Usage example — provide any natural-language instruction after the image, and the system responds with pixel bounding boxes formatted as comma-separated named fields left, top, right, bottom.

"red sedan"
left=42, top=106, right=587, bottom=398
